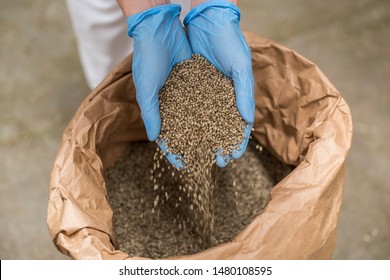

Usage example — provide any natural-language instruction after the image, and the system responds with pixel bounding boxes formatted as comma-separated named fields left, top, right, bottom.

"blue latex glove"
left=127, top=4, right=192, bottom=142
left=184, top=0, right=255, bottom=167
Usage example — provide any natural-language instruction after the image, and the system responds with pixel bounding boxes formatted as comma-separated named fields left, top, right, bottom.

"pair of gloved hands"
left=127, top=0, right=254, bottom=169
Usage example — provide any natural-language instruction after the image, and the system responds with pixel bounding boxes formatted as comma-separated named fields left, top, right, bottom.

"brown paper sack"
left=47, top=32, right=353, bottom=260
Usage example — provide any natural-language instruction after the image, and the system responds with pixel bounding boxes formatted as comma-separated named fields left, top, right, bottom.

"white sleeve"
left=66, top=0, right=191, bottom=90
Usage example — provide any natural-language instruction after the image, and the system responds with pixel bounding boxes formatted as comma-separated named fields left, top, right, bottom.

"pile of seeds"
left=104, top=139, right=293, bottom=259
left=156, top=54, right=246, bottom=245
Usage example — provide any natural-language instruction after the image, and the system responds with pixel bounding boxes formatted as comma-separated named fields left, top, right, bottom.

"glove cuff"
left=184, top=0, right=240, bottom=26
left=127, top=4, right=182, bottom=37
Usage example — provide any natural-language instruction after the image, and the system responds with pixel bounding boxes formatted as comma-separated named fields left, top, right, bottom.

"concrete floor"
left=0, top=0, right=389, bottom=259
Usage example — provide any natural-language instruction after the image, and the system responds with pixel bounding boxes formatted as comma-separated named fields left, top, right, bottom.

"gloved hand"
left=127, top=4, right=192, bottom=142
left=184, top=0, right=255, bottom=167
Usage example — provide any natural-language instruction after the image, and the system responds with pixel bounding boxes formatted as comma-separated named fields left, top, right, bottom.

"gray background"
left=0, top=0, right=389, bottom=259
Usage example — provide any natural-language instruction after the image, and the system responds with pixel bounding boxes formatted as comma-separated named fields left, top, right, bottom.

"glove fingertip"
left=166, top=153, right=185, bottom=170
left=232, top=147, right=245, bottom=159
left=216, top=153, right=231, bottom=168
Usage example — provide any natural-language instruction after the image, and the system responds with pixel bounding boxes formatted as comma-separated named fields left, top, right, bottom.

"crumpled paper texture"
left=47, top=32, right=352, bottom=260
